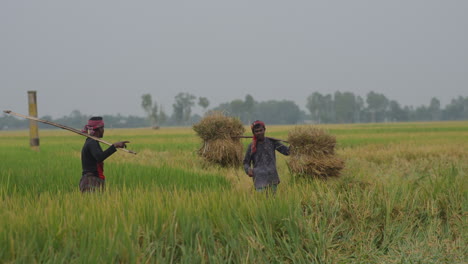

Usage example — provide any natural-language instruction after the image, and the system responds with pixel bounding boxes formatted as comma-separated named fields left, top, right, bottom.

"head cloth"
left=250, top=120, right=266, bottom=154
left=82, top=117, right=104, bottom=136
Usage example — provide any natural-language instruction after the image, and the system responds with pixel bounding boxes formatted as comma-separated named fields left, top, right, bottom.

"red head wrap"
left=82, top=118, right=104, bottom=135
left=250, top=120, right=266, bottom=154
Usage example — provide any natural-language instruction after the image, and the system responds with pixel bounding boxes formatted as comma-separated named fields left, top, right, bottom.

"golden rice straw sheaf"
left=287, top=126, right=344, bottom=178
left=287, top=126, right=336, bottom=156
left=288, top=155, right=345, bottom=178
left=198, top=139, right=244, bottom=167
left=193, top=111, right=245, bottom=167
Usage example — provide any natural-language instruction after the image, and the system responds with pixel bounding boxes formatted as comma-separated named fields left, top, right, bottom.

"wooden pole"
left=232, top=135, right=289, bottom=143
left=27, top=91, right=40, bottom=150
left=3, top=110, right=137, bottom=155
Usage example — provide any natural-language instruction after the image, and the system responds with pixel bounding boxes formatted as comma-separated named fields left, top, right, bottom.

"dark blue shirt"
left=243, top=138, right=289, bottom=189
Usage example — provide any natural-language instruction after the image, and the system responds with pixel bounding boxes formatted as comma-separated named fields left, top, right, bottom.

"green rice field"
left=0, top=122, right=467, bottom=263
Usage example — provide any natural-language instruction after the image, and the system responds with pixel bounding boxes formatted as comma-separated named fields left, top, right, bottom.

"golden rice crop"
left=198, top=138, right=244, bottom=167
left=193, top=111, right=245, bottom=167
left=287, top=126, right=336, bottom=156
left=288, top=154, right=345, bottom=178
left=287, top=126, right=344, bottom=178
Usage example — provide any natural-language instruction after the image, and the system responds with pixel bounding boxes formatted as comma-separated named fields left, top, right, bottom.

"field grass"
left=0, top=122, right=467, bottom=263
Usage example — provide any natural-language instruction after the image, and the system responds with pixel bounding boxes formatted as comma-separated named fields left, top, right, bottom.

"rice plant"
left=0, top=122, right=466, bottom=263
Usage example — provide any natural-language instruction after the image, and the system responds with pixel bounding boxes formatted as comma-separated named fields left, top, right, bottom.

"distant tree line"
left=305, top=91, right=468, bottom=124
left=211, top=94, right=306, bottom=125
left=1, top=91, right=467, bottom=130
left=0, top=109, right=149, bottom=131
left=210, top=92, right=468, bottom=124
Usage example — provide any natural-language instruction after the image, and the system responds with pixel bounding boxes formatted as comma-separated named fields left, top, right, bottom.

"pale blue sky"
left=1, top=0, right=467, bottom=118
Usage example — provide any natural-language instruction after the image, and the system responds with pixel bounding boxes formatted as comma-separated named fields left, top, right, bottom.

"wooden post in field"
left=28, top=91, right=40, bottom=150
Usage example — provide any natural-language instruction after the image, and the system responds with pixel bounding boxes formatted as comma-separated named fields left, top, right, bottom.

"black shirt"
left=81, top=138, right=116, bottom=179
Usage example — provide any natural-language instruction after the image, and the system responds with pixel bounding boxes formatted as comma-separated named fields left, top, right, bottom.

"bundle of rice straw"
left=287, top=126, right=344, bottom=178
left=193, top=111, right=245, bottom=167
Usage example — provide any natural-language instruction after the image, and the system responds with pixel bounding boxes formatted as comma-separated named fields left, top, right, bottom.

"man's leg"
left=255, top=184, right=278, bottom=196
left=80, top=175, right=105, bottom=193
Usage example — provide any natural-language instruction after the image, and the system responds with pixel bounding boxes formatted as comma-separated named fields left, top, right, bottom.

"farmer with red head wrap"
left=79, top=116, right=129, bottom=192
left=243, top=120, right=290, bottom=194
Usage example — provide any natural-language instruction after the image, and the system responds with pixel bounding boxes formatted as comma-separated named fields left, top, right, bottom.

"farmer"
left=80, top=116, right=129, bottom=192
left=243, top=120, right=290, bottom=195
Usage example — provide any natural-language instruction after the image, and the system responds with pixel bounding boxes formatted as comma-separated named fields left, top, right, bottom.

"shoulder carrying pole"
left=3, top=110, right=136, bottom=154
left=232, top=135, right=288, bottom=143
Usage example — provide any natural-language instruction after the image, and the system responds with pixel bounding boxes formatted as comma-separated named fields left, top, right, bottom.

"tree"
left=56, top=110, right=88, bottom=128
left=243, top=94, right=255, bottom=124
left=159, top=105, right=167, bottom=125
left=230, top=99, right=245, bottom=118
left=141, top=94, right=159, bottom=128
left=414, top=105, right=431, bottom=121
left=366, top=91, right=389, bottom=122
left=429, top=97, right=441, bottom=121
left=306, top=92, right=324, bottom=123
left=172, top=92, right=196, bottom=125
left=388, top=100, right=407, bottom=122
left=355, top=96, right=365, bottom=123
left=211, top=95, right=257, bottom=124
left=334, top=91, right=357, bottom=123
left=0, top=114, right=27, bottom=130
left=255, top=100, right=302, bottom=124
left=443, top=96, right=468, bottom=120
left=198, top=97, right=210, bottom=113
left=323, top=94, right=335, bottom=123
left=306, top=92, right=334, bottom=123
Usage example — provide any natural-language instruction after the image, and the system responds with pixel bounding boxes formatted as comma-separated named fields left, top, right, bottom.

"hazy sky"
left=1, top=1, right=467, bottom=118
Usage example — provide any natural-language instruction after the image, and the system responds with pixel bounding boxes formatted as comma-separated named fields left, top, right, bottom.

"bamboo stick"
left=232, top=135, right=288, bottom=143
left=3, top=110, right=137, bottom=154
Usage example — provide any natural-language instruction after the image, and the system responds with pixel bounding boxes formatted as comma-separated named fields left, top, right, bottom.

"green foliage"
left=141, top=93, right=159, bottom=127
left=305, top=92, right=468, bottom=124
left=214, top=96, right=305, bottom=125
left=198, top=97, right=210, bottom=111
left=173, top=92, right=197, bottom=125
left=2, top=93, right=467, bottom=132
left=306, top=92, right=334, bottom=123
